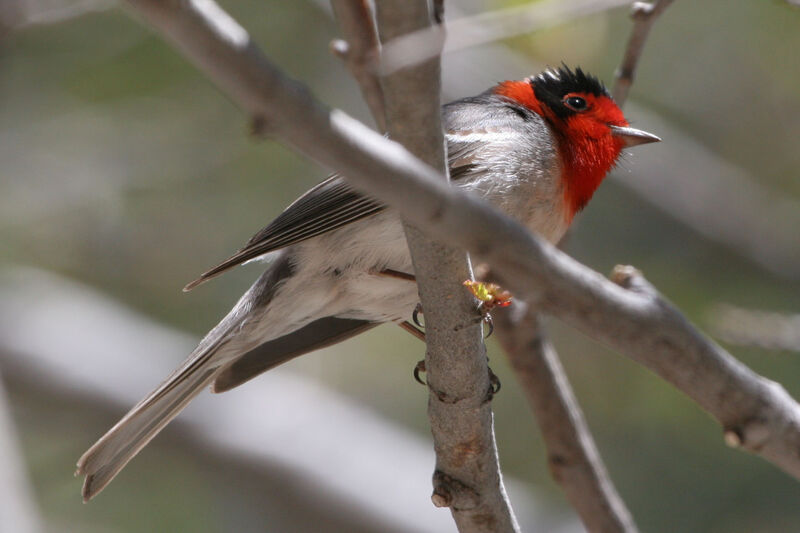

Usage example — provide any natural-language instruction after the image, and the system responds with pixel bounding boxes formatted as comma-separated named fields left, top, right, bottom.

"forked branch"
left=124, top=0, right=800, bottom=498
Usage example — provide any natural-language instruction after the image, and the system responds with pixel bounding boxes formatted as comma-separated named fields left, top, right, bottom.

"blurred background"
left=2, top=0, right=800, bottom=531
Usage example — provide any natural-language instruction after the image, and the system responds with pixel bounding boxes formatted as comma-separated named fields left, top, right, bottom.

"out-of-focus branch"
left=123, top=0, right=800, bottom=483
left=379, top=0, right=631, bottom=74
left=374, top=2, right=518, bottom=531
left=710, top=304, right=800, bottom=352
left=1, top=0, right=111, bottom=33
left=612, top=0, right=676, bottom=105
left=494, top=303, right=638, bottom=533
left=329, top=0, right=386, bottom=131
left=0, top=369, right=42, bottom=533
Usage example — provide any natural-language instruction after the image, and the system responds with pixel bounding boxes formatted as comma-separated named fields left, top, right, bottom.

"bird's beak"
left=609, top=125, right=661, bottom=148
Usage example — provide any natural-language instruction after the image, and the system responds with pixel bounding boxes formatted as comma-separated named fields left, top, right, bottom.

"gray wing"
left=183, top=98, right=519, bottom=291
left=184, top=175, right=384, bottom=290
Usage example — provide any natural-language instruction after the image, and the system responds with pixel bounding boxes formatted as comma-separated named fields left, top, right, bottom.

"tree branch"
left=612, top=0, right=676, bottom=105
left=329, top=0, right=386, bottom=131
left=373, top=2, right=518, bottom=530
left=123, top=0, right=800, bottom=486
left=494, top=304, right=638, bottom=533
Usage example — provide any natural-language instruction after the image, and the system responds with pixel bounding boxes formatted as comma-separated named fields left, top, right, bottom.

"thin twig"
left=612, top=0, right=676, bottom=105
left=330, top=0, right=386, bottom=131
left=123, top=0, right=800, bottom=485
left=494, top=305, right=638, bottom=533
left=374, top=2, right=519, bottom=530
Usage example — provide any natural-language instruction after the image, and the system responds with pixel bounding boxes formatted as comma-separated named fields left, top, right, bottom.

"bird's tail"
left=75, top=353, right=220, bottom=502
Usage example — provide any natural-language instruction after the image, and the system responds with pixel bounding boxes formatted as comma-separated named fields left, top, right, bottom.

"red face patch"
left=494, top=81, right=630, bottom=220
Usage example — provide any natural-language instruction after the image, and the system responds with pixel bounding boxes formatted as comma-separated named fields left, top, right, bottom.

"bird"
left=76, top=66, right=660, bottom=501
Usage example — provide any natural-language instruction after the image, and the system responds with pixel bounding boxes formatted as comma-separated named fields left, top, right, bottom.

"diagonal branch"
left=124, top=0, right=800, bottom=488
left=493, top=305, right=638, bottom=533
left=612, top=0, right=676, bottom=105
left=373, top=2, right=518, bottom=530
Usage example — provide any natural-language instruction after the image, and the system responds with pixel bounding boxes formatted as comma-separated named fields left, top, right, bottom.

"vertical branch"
left=329, top=0, right=386, bottom=131
left=494, top=305, right=638, bottom=533
left=613, top=0, right=676, bottom=105
left=374, top=2, right=519, bottom=531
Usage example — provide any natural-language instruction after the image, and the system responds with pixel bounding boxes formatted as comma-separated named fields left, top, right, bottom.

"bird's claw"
left=412, top=303, right=425, bottom=329
left=486, top=366, right=501, bottom=401
left=413, top=360, right=427, bottom=386
left=482, top=312, right=494, bottom=338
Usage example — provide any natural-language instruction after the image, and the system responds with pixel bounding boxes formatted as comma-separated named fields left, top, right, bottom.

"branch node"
left=249, top=114, right=270, bottom=138
left=432, top=470, right=481, bottom=510
left=630, top=1, right=655, bottom=19
left=431, top=490, right=450, bottom=508
left=610, top=264, right=642, bottom=288
left=724, top=428, right=743, bottom=448
left=432, top=388, right=463, bottom=405
left=547, top=453, right=570, bottom=481
left=329, top=38, right=349, bottom=59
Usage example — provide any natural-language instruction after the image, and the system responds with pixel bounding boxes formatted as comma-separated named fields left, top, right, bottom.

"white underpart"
left=243, top=112, right=568, bottom=338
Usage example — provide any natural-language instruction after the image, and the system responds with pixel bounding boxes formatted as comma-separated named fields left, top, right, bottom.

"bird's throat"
left=557, top=134, right=621, bottom=222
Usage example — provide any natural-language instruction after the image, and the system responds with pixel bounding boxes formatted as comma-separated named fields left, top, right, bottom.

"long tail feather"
left=77, top=253, right=297, bottom=500
left=76, top=360, right=219, bottom=501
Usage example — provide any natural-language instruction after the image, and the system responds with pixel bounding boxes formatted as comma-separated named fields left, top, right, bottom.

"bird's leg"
left=378, top=269, right=428, bottom=383
left=397, top=319, right=428, bottom=386
left=375, top=268, right=416, bottom=282
left=398, top=320, right=425, bottom=341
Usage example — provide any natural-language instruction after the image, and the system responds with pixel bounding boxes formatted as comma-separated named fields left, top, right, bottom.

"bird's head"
left=494, top=66, right=659, bottom=219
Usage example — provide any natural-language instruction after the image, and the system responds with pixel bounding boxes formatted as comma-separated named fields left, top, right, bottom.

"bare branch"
left=494, top=303, right=638, bottom=533
left=123, top=0, right=800, bottom=486
left=374, top=2, right=519, bottom=530
left=710, top=304, right=800, bottom=352
left=612, top=0, right=676, bottom=105
left=380, top=0, right=631, bottom=75
left=329, top=0, right=386, bottom=131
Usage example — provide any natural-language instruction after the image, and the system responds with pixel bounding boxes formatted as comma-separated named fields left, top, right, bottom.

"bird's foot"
left=486, top=365, right=501, bottom=401
left=413, top=359, right=427, bottom=386
left=412, top=302, right=424, bottom=329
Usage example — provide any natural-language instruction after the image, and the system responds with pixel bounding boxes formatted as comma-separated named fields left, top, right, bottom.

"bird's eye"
left=564, top=95, right=587, bottom=111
